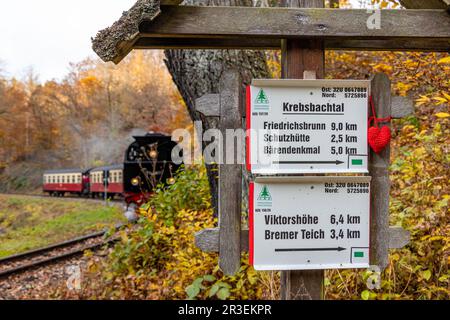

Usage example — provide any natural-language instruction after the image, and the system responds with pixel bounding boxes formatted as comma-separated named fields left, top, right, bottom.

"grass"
left=0, top=195, right=127, bottom=258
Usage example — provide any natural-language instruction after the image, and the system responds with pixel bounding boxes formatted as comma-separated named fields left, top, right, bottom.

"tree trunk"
left=164, top=0, right=270, bottom=215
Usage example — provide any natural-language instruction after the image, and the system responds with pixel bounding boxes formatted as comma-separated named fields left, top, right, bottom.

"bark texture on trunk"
left=164, top=0, right=270, bottom=214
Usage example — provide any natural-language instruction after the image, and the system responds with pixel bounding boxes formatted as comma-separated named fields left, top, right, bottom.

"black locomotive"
left=123, top=133, right=181, bottom=205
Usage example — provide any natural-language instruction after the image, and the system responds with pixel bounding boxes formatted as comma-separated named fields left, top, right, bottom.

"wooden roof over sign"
left=92, top=0, right=183, bottom=63
left=92, top=0, right=450, bottom=64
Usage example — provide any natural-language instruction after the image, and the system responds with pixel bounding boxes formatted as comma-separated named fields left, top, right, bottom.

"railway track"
left=0, top=224, right=124, bottom=279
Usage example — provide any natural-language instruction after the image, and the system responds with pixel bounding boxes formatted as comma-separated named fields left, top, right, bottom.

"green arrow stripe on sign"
left=352, top=159, right=363, bottom=166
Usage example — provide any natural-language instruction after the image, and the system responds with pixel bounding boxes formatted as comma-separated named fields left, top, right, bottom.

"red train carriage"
left=89, top=165, right=124, bottom=199
left=43, top=169, right=86, bottom=196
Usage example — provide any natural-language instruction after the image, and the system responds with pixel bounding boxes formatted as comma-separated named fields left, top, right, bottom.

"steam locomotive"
left=42, top=133, right=181, bottom=206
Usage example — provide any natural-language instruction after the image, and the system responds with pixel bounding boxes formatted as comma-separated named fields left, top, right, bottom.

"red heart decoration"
left=368, top=126, right=391, bottom=154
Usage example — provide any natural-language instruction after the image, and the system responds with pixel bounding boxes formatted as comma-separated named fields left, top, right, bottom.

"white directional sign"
left=246, top=79, right=370, bottom=174
left=249, top=176, right=371, bottom=271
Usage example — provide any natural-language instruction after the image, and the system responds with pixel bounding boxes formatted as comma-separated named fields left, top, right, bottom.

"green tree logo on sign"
left=254, top=88, right=269, bottom=111
left=255, top=89, right=269, bottom=104
left=258, top=185, right=272, bottom=201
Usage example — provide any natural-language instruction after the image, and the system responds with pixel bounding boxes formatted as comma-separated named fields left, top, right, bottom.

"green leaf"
left=361, top=290, right=371, bottom=301
left=422, top=270, right=432, bottom=281
left=215, top=281, right=232, bottom=289
left=185, top=284, right=200, bottom=299
left=217, top=287, right=230, bottom=300
left=208, top=284, right=220, bottom=298
left=438, top=275, right=449, bottom=282
left=193, top=277, right=204, bottom=287
left=203, top=275, right=216, bottom=282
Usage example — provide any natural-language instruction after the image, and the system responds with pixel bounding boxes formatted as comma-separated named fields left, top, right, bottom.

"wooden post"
left=218, top=69, right=242, bottom=275
left=280, top=0, right=325, bottom=301
left=369, top=73, right=392, bottom=270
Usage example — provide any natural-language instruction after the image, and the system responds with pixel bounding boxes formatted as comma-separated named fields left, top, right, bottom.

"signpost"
left=249, top=176, right=371, bottom=271
left=247, top=79, right=370, bottom=174
left=92, top=0, right=429, bottom=301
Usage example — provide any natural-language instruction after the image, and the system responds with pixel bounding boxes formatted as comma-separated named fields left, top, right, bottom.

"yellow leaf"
left=436, top=112, right=450, bottom=118
left=437, top=56, right=450, bottom=64
left=442, top=92, right=450, bottom=102
left=433, top=97, right=448, bottom=105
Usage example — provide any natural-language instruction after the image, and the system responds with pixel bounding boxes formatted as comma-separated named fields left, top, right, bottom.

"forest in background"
left=0, top=51, right=190, bottom=192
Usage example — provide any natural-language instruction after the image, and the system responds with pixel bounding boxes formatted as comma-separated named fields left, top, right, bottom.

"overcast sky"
left=0, top=0, right=366, bottom=82
left=0, top=0, right=136, bottom=81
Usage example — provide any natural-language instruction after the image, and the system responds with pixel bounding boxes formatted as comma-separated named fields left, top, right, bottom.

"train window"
left=118, top=171, right=122, bottom=182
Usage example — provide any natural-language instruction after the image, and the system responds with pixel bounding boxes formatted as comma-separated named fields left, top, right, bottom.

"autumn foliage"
left=70, top=48, right=449, bottom=300
left=0, top=51, right=189, bottom=191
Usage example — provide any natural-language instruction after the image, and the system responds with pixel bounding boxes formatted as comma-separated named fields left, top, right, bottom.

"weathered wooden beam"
left=195, top=228, right=249, bottom=253
left=137, top=6, right=450, bottom=52
left=134, top=36, right=450, bottom=52
left=369, top=73, right=391, bottom=270
left=391, top=96, right=414, bottom=119
left=196, top=226, right=410, bottom=252
left=134, top=37, right=281, bottom=50
left=279, top=0, right=324, bottom=302
left=218, top=69, right=243, bottom=276
left=195, top=92, right=413, bottom=119
left=400, top=0, right=450, bottom=9
left=388, top=226, right=411, bottom=249
left=160, top=0, right=183, bottom=4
